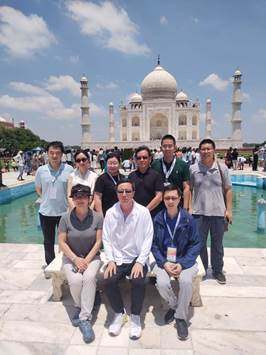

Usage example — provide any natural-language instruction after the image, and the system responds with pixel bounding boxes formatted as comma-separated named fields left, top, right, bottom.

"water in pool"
left=0, top=186, right=266, bottom=247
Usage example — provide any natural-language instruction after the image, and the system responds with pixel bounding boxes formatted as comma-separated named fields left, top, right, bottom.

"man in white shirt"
left=102, top=178, right=153, bottom=340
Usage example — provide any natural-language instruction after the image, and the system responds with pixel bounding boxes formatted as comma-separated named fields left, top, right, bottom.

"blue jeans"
left=193, top=215, right=225, bottom=274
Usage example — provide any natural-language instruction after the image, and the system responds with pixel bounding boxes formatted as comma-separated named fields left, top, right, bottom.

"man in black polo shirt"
left=129, top=145, right=164, bottom=218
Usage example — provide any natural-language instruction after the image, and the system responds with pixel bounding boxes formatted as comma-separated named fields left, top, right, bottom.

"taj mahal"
left=80, top=59, right=243, bottom=149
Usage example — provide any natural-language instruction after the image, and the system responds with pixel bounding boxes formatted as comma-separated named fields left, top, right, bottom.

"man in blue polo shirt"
left=35, top=141, right=73, bottom=266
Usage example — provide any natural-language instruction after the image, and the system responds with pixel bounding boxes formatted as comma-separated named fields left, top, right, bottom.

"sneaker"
left=213, top=271, right=226, bottom=284
left=164, top=308, right=175, bottom=324
left=108, top=312, right=127, bottom=336
left=72, top=307, right=81, bottom=327
left=175, top=318, right=188, bottom=341
left=79, top=319, right=95, bottom=343
left=129, top=314, right=141, bottom=340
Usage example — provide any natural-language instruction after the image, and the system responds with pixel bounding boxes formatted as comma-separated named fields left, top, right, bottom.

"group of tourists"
left=35, top=135, right=232, bottom=343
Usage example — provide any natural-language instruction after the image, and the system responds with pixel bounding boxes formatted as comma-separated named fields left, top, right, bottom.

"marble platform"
left=0, top=243, right=266, bottom=354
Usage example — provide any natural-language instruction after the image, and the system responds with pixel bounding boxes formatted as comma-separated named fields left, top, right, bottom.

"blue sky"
left=0, top=0, right=265, bottom=145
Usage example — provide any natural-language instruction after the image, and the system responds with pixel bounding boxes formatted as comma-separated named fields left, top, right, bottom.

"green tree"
left=0, top=125, right=48, bottom=155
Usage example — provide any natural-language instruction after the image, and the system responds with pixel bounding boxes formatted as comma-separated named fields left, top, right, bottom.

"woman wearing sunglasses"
left=152, top=184, right=201, bottom=341
left=68, top=150, right=98, bottom=209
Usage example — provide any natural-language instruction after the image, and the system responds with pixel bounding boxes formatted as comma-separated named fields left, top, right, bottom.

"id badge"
left=167, top=247, right=176, bottom=263
left=49, top=184, right=57, bottom=199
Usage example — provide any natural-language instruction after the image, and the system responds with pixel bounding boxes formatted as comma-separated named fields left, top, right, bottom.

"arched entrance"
left=150, top=113, right=168, bottom=140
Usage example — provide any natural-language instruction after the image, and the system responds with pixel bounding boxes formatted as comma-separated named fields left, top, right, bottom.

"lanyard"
left=47, top=163, right=64, bottom=183
left=107, top=173, right=120, bottom=185
left=164, top=211, right=180, bottom=240
left=162, top=158, right=176, bottom=182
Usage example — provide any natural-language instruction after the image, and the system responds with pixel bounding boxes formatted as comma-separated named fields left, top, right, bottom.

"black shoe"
left=213, top=271, right=226, bottom=284
left=164, top=308, right=175, bottom=324
left=175, top=318, right=188, bottom=340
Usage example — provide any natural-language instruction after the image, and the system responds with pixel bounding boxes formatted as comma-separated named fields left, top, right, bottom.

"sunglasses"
left=164, top=196, right=179, bottom=201
left=136, top=156, right=149, bottom=160
left=76, top=158, right=88, bottom=163
left=117, top=189, right=133, bottom=194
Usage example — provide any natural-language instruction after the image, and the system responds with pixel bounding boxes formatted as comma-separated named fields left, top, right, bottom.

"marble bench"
left=45, top=252, right=205, bottom=307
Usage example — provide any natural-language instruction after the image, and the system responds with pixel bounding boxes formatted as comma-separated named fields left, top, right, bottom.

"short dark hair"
left=163, top=184, right=182, bottom=197
left=199, top=139, right=216, bottom=150
left=116, top=177, right=135, bottom=191
left=69, top=183, right=91, bottom=198
left=106, top=152, right=120, bottom=162
left=47, top=141, right=64, bottom=153
left=135, top=145, right=151, bottom=157
left=74, top=149, right=90, bottom=161
left=161, top=134, right=176, bottom=146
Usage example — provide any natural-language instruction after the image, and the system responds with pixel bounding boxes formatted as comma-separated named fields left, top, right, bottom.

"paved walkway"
left=0, top=244, right=266, bottom=354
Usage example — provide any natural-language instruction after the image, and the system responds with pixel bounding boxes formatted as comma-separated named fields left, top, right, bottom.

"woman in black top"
left=94, top=153, right=124, bottom=215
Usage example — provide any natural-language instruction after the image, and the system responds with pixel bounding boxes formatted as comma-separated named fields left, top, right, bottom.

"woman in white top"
left=68, top=150, right=98, bottom=209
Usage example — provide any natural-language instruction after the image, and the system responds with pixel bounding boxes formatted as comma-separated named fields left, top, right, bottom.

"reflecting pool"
left=0, top=186, right=266, bottom=247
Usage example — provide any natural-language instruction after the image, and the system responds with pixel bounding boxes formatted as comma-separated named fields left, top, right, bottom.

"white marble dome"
left=129, top=92, right=142, bottom=103
left=141, top=65, right=177, bottom=100
left=206, top=98, right=211, bottom=104
left=176, top=90, right=188, bottom=101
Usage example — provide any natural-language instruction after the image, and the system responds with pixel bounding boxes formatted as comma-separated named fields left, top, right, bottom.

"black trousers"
left=39, top=213, right=61, bottom=265
left=103, top=260, right=148, bottom=315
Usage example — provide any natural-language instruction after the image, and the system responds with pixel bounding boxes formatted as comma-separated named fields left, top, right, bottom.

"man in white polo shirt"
left=35, top=141, right=73, bottom=267
left=102, top=178, right=153, bottom=340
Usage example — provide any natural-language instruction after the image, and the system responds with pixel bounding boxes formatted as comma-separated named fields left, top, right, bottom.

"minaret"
left=205, top=98, right=212, bottom=138
left=231, top=69, right=242, bottom=141
left=80, top=75, right=91, bottom=148
left=109, top=102, right=115, bottom=142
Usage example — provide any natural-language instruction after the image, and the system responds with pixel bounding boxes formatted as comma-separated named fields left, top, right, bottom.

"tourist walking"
left=15, top=150, right=25, bottom=181
left=68, top=150, right=98, bottom=210
left=152, top=184, right=201, bottom=340
left=252, top=145, right=259, bottom=171
left=35, top=141, right=73, bottom=266
left=58, top=184, right=103, bottom=343
left=190, top=139, right=232, bottom=284
left=102, top=178, right=153, bottom=340
left=129, top=145, right=164, bottom=218
left=152, top=134, right=190, bottom=210
left=94, top=152, right=124, bottom=216
left=232, top=148, right=239, bottom=170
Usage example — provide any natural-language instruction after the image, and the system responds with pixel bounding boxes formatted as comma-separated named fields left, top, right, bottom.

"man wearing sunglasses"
left=102, top=178, right=153, bottom=340
left=129, top=145, right=164, bottom=218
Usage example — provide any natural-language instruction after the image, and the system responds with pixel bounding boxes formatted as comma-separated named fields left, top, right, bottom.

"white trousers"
left=63, top=258, right=101, bottom=321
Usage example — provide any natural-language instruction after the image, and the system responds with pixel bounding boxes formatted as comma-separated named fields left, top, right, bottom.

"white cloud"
left=160, top=16, right=168, bottom=25
left=0, top=6, right=56, bottom=58
left=0, top=80, right=105, bottom=120
left=96, top=81, right=119, bottom=90
left=65, top=0, right=150, bottom=55
left=46, top=75, right=80, bottom=97
left=199, top=73, right=229, bottom=91
left=10, top=82, right=48, bottom=96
